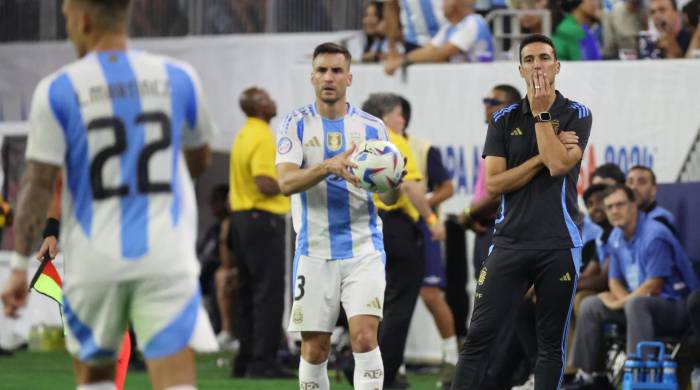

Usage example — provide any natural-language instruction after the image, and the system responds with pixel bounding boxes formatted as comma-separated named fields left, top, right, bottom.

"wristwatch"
left=534, top=112, right=552, bottom=123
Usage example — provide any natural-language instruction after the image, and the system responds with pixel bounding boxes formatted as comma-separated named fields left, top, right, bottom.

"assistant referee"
left=229, top=87, right=291, bottom=378
left=451, top=34, right=592, bottom=390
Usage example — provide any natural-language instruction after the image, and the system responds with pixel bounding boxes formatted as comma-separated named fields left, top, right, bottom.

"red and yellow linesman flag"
left=29, top=257, right=63, bottom=306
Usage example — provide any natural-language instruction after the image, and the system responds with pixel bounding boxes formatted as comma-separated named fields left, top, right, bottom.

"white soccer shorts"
left=62, top=274, right=204, bottom=365
left=288, top=251, right=386, bottom=333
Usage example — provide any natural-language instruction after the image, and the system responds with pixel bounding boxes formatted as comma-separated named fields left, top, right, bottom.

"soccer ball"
left=350, top=140, right=405, bottom=193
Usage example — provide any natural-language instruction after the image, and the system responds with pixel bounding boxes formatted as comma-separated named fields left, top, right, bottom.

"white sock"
left=299, top=358, right=329, bottom=390
left=442, top=335, right=459, bottom=365
left=353, top=347, right=384, bottom=390
left=76, top=382, right=116, bottom=390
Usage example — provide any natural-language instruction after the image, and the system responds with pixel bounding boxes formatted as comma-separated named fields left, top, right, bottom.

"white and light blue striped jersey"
left=275, top=103, right=388, bottom=260
left=431, top=13, right=495, bottom=62
left=400, top=0, right=447, bottom=47
left=25, top=50, right=216, bottom=283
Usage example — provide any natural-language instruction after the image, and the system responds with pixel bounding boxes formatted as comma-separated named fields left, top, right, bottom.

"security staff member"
left=229, top=87, right=291, bottom=378
left=451, top=34, right=593, bottom=390
left=361, top=93, right=446, bottom=388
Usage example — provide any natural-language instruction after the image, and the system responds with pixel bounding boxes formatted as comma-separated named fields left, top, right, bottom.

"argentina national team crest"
left=327, top=132, right=343, bottom=151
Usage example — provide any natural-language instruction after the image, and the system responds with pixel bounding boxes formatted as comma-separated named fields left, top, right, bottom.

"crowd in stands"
left=361, top=0, right=700, bottom=66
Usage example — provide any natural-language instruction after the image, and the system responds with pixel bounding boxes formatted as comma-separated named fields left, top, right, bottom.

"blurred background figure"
left=228, top=87, right=291, bottom=378
left=682, top=0, right=700, bottom=56
left=384, top=0, right=494, bottom=74
left=197, top=184, right=235, bottom=351
left=553, top=0, right=603, bottom=60
left=601, top=0, right=646, bottom=59
left=362, top=1, right=389, bottom=62
left=509, top=0, right=551, bottom=34
left=383, top=0, right=447, bottom=55
left=647, top=0, right=692, bottom=58
left=590, top=163, right=625, bottom=186
left=401, top=96, right=458, bottom=390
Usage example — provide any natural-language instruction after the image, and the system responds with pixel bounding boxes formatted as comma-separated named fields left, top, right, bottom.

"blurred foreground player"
left=1, top=0, right=216, bottom=389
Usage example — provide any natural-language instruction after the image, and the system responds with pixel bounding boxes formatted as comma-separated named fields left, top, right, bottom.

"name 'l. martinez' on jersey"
left=25, top=50, right=216, bottom=283
left=275, top=103, right=389, bottom=260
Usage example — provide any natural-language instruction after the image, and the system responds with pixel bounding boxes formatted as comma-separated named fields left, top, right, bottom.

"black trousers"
left=230, top=210, right=285, bottom=372
left=379, top=211, right=425, bottom=385
left=452, top=247, right=579, bottom=390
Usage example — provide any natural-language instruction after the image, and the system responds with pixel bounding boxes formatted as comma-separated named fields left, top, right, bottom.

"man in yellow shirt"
left=228, top=87, right=291, bottom=378
left=361, top=93, right=445, bottom=388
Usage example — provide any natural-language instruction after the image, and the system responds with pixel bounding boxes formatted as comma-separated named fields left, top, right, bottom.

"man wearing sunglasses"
left=463, top=85, right=523, bottom=277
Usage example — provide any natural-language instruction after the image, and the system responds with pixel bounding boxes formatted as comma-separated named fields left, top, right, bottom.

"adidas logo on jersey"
left=560, top=272, right=572, bottom=282
left=367, top=297, right=382, bottom=310
left=304, top=136, right=321, bottom=147
left=510, top=128, right=523, bottom=136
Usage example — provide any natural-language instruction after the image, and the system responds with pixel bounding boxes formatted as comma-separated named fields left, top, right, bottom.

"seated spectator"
left=552, top=0, right=603, bottom=60
left=568, top=185, right=700, bottom=386
left=625, top=165, right=677, bottom=230
left=579, top=184, right=614, bottom=295
left=601, top=0, right=646, bottom=59
left=196, top=185, right=236, bottom=349
left=682, top=0, right=700, bottom=56
left=384, top=0, right=494, bottom=74
left=648, top=0, right=693, bottom=58
left=362, top=1, right=387, bottom=63
left=590, top=162, right=625, bottom=186
left=508, top=0, right=551, bottom=34
left=383, top=0, right=446, bottom=54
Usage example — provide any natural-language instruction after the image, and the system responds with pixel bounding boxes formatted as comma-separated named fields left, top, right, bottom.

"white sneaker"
left=216, top=331, right=239, bottom=352
left=512, top=374, right=535, bottom=390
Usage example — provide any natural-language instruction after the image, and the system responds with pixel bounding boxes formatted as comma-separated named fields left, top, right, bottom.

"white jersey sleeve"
left=430, top=26, right=448, bottom=48
left=168, top=61, right=216, bottom=150
left=448, top=17, right=479, bottom=52
left=25, top=74, right=67, bottom=166
left=275, top=112, right=304, bottom=166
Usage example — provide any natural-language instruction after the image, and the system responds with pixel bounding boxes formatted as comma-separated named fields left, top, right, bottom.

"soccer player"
left=451, top=34, right=593, bottom=390
left=1, top=1, right=216, bottom=389
left=276, top=42, right=399, bottom=390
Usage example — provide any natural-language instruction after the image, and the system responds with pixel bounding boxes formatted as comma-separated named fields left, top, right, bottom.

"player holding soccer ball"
left=276, top=42, right=401, bottom=390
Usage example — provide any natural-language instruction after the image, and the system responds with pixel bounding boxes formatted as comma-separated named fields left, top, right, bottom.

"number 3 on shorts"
left=294, top=275, right=306, bottom=301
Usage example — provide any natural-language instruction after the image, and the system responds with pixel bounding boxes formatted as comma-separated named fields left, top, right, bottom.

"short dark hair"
left=519, top=34, right=558, bottom=62
left=210, top=184, right=229, bottom=202
left=628, top=165, right=657, bottom=185
left=361, top=93, right=401, bottom=120
left=76, top=0, right=132, bottom=30
left=682, top=0, right=699, bottom=27
left=366, top=1, right=385, bottom=20
left=603, top=184, right=636, bottom=203
left=313, top=42, right=352, bottom=68
left=583, top=183, right=609, bottom=204
left=561, top=0, right=583, bottom=13
left=398, top=96, right=412, bottom=129
left=591, top=163, right=625, bottom=185
left=493, top=84, right=522, bottom=104
left=239, top=86, right=263, bottom=117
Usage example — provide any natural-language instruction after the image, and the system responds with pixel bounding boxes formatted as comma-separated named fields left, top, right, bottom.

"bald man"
left=228, top=87, right=291, bottom=378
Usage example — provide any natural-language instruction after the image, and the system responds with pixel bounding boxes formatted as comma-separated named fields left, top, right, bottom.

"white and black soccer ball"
left=350, top=140, right=404, bottom=193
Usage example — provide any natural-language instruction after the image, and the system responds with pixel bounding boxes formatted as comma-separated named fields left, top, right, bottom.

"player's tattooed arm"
left=13, top=161, right=60, bottom=256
